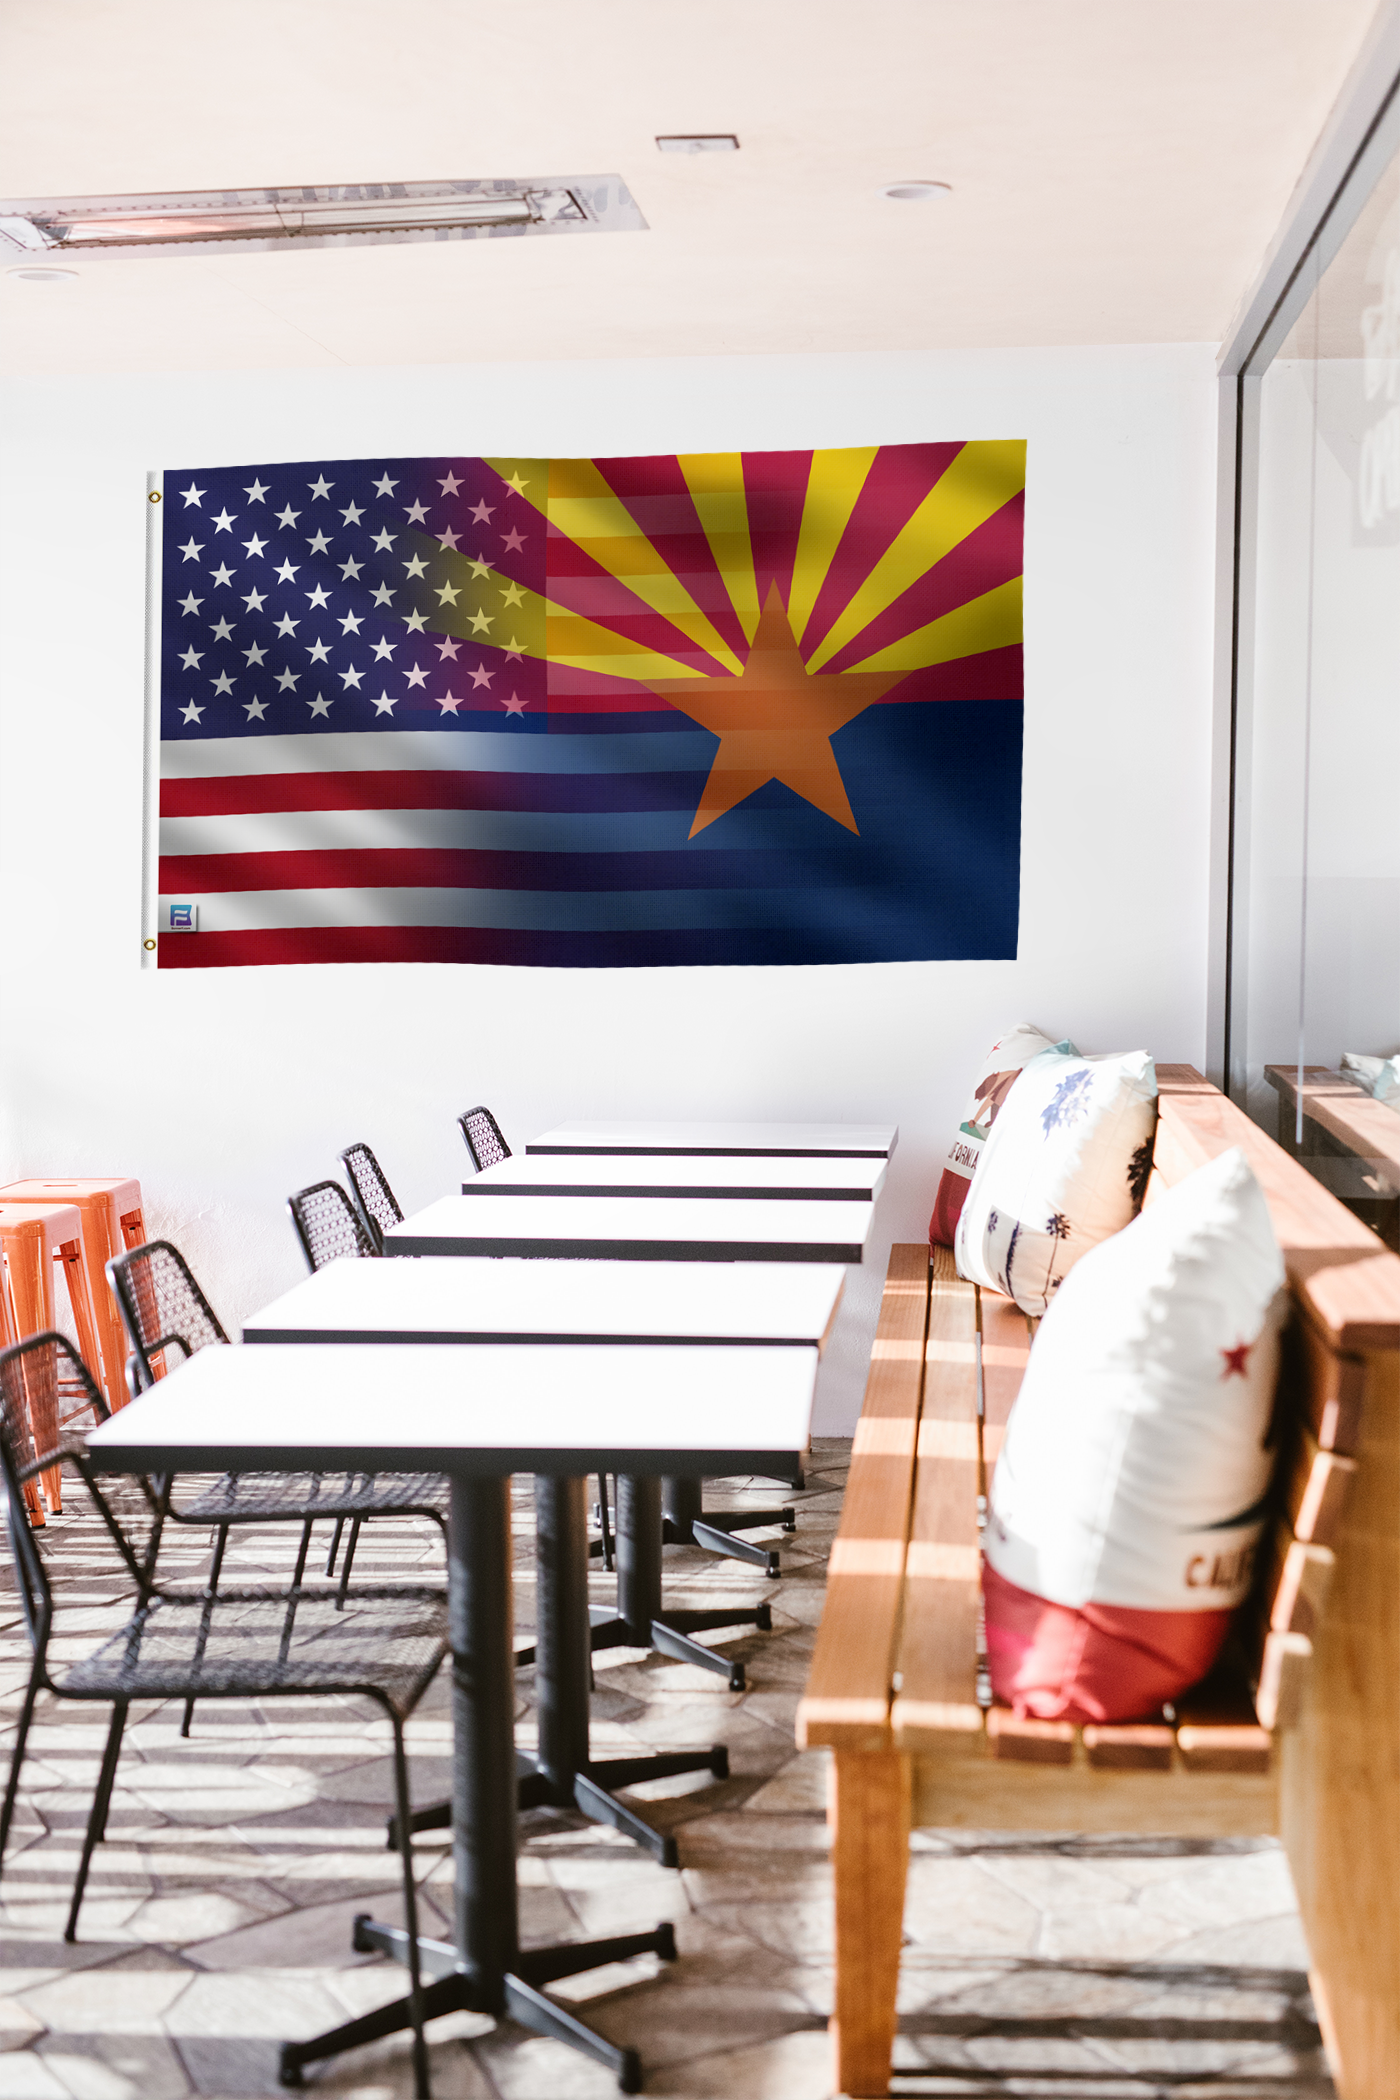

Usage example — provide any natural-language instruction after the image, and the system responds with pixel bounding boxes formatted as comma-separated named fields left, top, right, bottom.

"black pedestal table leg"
left=286, top=1471, right=677, bottom=2091
left=662, top=1475, right=795, bottom=1578
left=533, top=1475, right=593, bottom=1794
left=612, top=1475, right=771, bottom=1692
left=527, top=1475, right=728, bottom=1866
left=451, top=1473, right=519, bottom=2006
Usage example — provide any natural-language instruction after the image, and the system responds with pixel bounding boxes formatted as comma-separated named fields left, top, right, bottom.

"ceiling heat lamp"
left=0, top=176, right=647, bottom=264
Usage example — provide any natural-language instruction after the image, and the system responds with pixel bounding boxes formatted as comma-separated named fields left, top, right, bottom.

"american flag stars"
left=159, top=455, right=546, bottom=738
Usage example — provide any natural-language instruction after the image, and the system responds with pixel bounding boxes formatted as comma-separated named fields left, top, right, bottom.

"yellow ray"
left=482, top=457, right=549, bottom=524
left=786, top=447, right=878, bottom=644
left=545, top=458, right=744, bottom=675
left=677, top=452, right=761, bottom=646
left=404, top=540, right=702, bottom=682
left=805, top=440, right=1026, bottom=672
left=846, top=577, right=1023, bottom=677
left=542, top=604, right=705, bottom=681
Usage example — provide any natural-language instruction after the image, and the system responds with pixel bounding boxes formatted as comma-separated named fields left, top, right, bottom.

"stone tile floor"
left=0, top=1442, right=1333, bottom=2098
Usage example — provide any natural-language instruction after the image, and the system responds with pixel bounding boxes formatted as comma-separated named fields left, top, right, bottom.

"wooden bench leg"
left=830, top=1748, right=910, bottom=2098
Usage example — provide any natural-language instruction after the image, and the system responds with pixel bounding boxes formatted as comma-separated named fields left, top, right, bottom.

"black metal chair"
left=286, top=1184, right=452, bottom=1598
left=0, top=1332, right=443, bottom=2096
left=106, top=1240, right=448, bottom=1733
left=288, top=1178, right=377, bottom=1266
left=458, top=1106, right=511, bottom=1173
left=340, top=1142, right=404, bottom=1255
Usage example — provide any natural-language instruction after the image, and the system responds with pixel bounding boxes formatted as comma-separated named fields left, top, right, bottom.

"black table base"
left=660, top=1475, right=795, bottom=1578
left=278, top=1913, right=675, bottom=2094
left=396, top=1479, right=739, bottom=1865
left=591, top=1475, right=771, bottom=1692
left=285, top=1478, right=675, bottom=2095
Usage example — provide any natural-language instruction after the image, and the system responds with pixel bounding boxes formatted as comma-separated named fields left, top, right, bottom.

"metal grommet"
left=148, top=490, right=162, bottom=504
left=143, top=937, right=157, bottom=950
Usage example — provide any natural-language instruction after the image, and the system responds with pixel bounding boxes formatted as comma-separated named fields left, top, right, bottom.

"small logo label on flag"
left=164, top=902, right=198, bottom=932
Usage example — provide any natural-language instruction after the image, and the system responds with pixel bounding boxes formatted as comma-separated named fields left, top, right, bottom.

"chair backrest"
left=288, top=1179, right=376, bottom=1271
left=0, top=1334, right=140, bottom=1657
left=107, top=1240, right=230, bottom=1390
left=0, top=1337, right=56, bottom=1650
left=339, top=1141, right=403, bottom=1253
left=458, top=1105, right=511, bottom=1173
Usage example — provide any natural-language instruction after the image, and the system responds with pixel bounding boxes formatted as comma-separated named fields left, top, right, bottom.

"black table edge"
left=459, top=1181, right=877, bottom=1201
left=243, top=1327, right=823, bottom=1348
left=87, top=1445, right=809, bottom=1479
left=383, top=1236, right=864, bottom=1263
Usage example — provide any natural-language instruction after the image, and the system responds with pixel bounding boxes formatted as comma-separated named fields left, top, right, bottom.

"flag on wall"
left=154, top=442, right=1025, bottom=968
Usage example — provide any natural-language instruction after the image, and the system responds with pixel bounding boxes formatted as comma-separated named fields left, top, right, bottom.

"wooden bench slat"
left=1283, top=1422, right=1358, bottom=1544
left=987, top=1708, right=1074, bottom=1764
left=978, top=1288, right=1032, bottom=1481
left=1082, top=1722, right=1175, bottom=1770
left=797, top=1242, right=929, bottom=1751
left=1257, top=1629, right=1313, bottom=1732
left=1283, top=1308, right=1366, bottom=1456
left=890, top=1253, right=982, bottom=1748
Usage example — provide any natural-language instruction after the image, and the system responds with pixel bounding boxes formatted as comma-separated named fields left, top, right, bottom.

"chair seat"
left=57, top=1584, right=448, bottom=1719
left=173, top=1470, right=449, bottom=1524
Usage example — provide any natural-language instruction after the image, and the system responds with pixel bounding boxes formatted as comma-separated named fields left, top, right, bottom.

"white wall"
left=0, top=343, right=1218, bottom=1431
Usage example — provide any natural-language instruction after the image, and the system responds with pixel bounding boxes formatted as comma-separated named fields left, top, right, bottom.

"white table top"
left=86, top=1342, right=817, bottom=1477
left=243, top=1257, right=845, bottom=1348
left=384, top=1193, right=874, bottom=1264
left=525, top=1119, right=898, bottom=1159
left=467, top=1155, right=887, bottom=1201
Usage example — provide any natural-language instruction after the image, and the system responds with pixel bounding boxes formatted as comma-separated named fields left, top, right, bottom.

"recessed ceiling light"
left=656, top=136, right=739, bottom=154
left=0, top=178, right=647, bottom=262
left=880, top=180, right=952, bottom=202
left=5, top=265, right=78, bottom=282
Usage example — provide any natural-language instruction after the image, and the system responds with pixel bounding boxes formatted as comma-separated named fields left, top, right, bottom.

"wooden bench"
left=798, top=1065, right=1400, bottom=2099
left=1267, top=1062, right=1400, bottom=1248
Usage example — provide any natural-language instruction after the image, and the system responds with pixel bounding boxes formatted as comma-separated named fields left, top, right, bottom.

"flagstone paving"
left=0, top=1443, right=1333, bottom=2097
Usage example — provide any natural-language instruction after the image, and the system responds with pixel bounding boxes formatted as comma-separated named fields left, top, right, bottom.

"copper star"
left=640, top=583, right=906, bottom=837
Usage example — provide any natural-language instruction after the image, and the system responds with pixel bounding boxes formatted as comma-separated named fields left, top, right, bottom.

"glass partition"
left=1234, top=141, right=1400, bottom=1248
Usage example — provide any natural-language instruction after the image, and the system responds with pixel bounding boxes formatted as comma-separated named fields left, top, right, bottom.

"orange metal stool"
left=0, top=1202, right=106, bottom=1514
left=0, top=1180, right=146, bottom=1413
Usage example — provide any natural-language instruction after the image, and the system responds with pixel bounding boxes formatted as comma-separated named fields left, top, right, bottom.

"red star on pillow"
left=1220, top=1341, right=1252, bottom=1379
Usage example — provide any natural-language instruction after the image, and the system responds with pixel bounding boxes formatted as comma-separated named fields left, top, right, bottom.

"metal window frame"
left=1210, top=0, right=1400, bottom=1093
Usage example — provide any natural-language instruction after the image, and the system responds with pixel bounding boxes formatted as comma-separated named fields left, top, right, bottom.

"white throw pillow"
left=954, top=1047, right=1158, bottom=1315
left=985, top=1146, right=1287, bottom=1612
left=1341, top=1050, right=1400, bottom=1107
left=928, top=1023, right=1076, bottom=1246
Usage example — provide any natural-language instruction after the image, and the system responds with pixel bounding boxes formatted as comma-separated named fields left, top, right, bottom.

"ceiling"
left=0, top=0, right=1383, bottom=376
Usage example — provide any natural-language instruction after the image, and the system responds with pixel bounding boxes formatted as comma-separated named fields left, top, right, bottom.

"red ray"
left=591, top=455, right=753, bottom=662
left=799, top=444, right=965, bottom=659
left=822, top=492, right=1025, bottom=676
left=742, top=451, right=814, bottom=615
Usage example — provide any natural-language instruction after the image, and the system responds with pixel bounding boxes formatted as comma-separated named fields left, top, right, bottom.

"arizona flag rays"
left=155, top=442, right=1025, bottom=968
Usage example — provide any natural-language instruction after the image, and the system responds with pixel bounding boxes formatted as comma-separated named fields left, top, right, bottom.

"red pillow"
left=983, top=1562, right=1230, bottom=1724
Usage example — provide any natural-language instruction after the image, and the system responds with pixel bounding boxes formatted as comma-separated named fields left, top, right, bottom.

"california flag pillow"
left=928, top=1024, right=1076, bottom=1247
left=983, top=1147, right=1287, bottom=1721
left=954, top=1047, right=1158, bottom=1315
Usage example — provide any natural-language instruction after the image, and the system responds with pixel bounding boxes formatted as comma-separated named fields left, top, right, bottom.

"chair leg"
left=596, top=1474, right=614, bottom=1573
left=65, top=1700, right=128, bottom=1943
left=182, top=1523, right=230, bottom=1738
left=390, top=1716, right=430, bottom=2100
left=0, top=1661, right=43, bottom=1873
left=336, top=1516, right=363, bottom=1608
left=324, top=1515, right=345, bottom=1578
